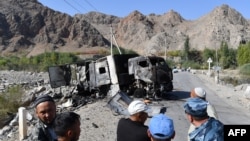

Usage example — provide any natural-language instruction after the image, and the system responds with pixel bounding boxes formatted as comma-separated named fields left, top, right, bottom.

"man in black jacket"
left=117, top=100, right=151, bottom=141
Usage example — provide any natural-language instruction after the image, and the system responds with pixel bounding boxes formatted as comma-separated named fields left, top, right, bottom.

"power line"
left=64, top=0, right=100, bottom=15
left=63, top=0, right=82, bottom=14
left=63, top=0, right=114, bottom=50
left=72, top=0, right=88, bottom=12
left=84, top=0, right=98, bottom=11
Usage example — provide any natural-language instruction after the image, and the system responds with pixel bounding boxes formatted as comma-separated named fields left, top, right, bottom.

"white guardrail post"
left=18, top=107, right=27, bottom=140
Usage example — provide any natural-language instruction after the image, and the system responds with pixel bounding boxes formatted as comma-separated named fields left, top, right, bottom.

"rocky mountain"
left=0, top=0, right=249, bottom=56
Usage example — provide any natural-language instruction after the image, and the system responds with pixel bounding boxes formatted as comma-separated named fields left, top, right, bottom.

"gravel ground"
left=76, top=99, right=124, bottom=141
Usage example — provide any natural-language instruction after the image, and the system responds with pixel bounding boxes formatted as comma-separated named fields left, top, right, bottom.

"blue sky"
left=38, top=0, right=249, bottom=20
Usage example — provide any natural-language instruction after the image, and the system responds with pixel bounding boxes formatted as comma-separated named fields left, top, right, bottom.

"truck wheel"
left=133, top=88, right=146, bottom=98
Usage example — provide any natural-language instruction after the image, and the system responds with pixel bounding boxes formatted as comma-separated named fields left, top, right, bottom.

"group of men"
left=117, top=87, right=224, bottom=141
left=29, top=86, right=223, bottom=141
left=117, top=99, right=175, bottom=141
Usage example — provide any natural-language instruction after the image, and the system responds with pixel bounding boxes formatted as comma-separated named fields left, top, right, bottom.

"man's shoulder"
left=207, top=104, right=218, bottom=119
left=119, top=117, right=129, bottom=122
left=33, top=120, right=46, bottom=129
left=29, top=122, right=53, bottom=141
left=208, top=117, right=224, bottom=130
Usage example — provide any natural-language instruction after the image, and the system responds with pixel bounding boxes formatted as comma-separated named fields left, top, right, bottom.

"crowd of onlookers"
left=28, top=86, right=223, bottom=141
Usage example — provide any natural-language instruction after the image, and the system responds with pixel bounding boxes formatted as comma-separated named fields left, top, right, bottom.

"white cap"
left=128, top=100, right=150, bottom=115
left=194, top=87, right=206, bottom=98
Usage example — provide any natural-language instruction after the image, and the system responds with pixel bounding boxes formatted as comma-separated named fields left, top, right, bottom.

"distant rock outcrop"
left=0, top=0, right=250, bottom=56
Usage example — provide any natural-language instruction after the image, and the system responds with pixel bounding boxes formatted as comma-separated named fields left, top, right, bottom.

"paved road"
left=147, top=71, right=250, bottom=141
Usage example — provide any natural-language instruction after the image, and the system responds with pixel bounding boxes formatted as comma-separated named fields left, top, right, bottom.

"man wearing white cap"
left=117, top=100, right=151, bottom=141
left=188, top=87, right=218, bottom=140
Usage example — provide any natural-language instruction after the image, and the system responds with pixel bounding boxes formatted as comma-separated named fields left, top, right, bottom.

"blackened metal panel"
left=48, top=65, right=71, bottom=88
left=129, top=56, right=153, bottom=83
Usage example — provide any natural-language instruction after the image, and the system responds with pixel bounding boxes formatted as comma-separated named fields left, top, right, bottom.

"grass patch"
left=0, top=85, right=24, bottom=127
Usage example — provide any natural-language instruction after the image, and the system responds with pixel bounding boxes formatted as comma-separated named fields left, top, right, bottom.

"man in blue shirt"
left=184, top=98, right=224, bottom=141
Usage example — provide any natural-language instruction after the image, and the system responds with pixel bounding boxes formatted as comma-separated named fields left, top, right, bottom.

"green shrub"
left=181, top=60, right=201, bottom=69
left=0, top=85, right=24, bottom=125
left=0, top=52, right=80, bottom=71
left=239, top=63, right=250, bottom=76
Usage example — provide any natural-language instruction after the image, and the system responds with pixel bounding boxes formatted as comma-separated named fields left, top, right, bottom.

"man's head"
left=190, top=87, right=206, bottom=100
left=148, top=114, right=175, bottom=141
left=34, top=94, right=56, bottom=126
left=127, top=100, right=151, bottom=123
left=184, top=98, right=208, bottom=121
left=53, top=112, right=81, bottom=141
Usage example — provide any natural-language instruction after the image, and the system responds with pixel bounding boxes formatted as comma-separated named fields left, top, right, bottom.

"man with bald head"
left=188, top=87, right=218, bottom=140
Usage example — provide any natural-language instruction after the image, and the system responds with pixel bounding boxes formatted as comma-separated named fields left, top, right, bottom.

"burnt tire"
left=133, top=88, right=146, bottom=98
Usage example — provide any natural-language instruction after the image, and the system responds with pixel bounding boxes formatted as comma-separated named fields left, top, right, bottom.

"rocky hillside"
left=0, top=0, right=249, bottom=56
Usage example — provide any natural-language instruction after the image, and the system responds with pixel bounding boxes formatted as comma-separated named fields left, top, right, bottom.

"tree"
left=227, top=48, right=237, bottom=68
left=183, top=36, right=190, bottom=61
left=189, top=49, right=202, bottom=63
left=202, top=48, right=216, bottom=63
left=218, top=41, right=237, bottom=69
left=237, top=42, right=250, bottom=66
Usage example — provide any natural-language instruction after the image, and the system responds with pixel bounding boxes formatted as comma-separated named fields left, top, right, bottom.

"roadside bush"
left=0, top=85, right=24, bottom=127
left=239, top=63, right=250, bottom=76
left=0, top=52, right=80, bottom=71
left=221, top=76, right=238, bottom=86
left=181, top=60, right=201, bottom=69
left=166, top=59, right=175, bottom=69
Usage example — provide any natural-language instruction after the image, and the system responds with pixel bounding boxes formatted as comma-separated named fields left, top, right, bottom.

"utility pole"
left=110, top=25, right=121, bottom=55
left=216, top=47, right=220, bottom=84
left=164, top=38, right=167, bottom=61
left=110, top=25, right=113, bottom=55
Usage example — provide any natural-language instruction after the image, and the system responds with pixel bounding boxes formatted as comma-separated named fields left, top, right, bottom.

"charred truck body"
left=48, top=54, right=173, bottom=99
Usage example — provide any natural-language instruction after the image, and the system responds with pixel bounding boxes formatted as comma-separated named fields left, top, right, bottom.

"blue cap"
left=149, top=114, right=174, bottom=140
left=183, top=98, right=208, bottom=117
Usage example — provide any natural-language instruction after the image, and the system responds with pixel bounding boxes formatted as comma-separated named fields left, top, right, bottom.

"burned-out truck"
left=48, top=54, right=173, bottom=99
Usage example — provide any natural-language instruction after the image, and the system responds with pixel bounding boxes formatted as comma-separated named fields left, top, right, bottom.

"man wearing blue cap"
left=184, top=98, right=224, bottom=141
left=147, top=114, right=175, bottom=141
left=188, top=87, right=218, bottom=140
